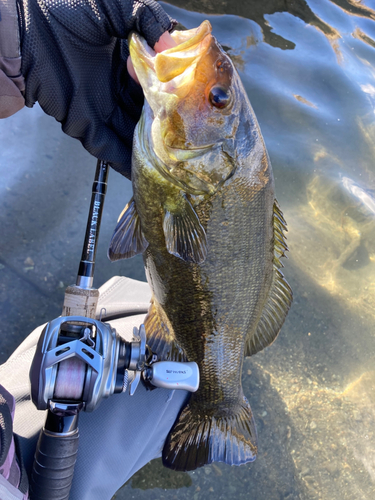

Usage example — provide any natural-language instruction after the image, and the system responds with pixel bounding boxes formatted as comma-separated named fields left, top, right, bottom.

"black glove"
left=18, top=0, right=176, bottom=179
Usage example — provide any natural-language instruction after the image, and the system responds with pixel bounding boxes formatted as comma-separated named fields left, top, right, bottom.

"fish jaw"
left=129, top=21, right=243, bottom=195
left=128, top=20, right=216, bottom=158
left=129, top=21, right=213, bottom=100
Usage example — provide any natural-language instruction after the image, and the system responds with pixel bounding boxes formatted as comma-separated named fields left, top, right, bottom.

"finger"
left=128, top=30, right=177, bottom=84
left=154, top=31, right=177, bottom=53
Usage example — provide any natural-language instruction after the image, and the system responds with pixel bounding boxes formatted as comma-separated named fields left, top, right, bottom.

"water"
left=0, top=0, right=375, bottom=499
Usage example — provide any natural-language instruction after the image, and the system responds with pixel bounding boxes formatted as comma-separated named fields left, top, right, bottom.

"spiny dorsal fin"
left=144, top=297, right=187, bottom=362
left=108, top=197, right=148, bottom=261
left=245, top=200, right=293, bottom=357
left=163, top=195, right=207, bottom=264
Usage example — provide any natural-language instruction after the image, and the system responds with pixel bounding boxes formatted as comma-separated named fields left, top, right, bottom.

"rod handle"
left=61, top=285, right=99, bottom=318
left=29, top=427, right=79, bottom=500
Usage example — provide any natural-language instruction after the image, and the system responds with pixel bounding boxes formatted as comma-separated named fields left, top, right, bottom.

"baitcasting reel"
left=28, top=315, right=199, bottom=500
left=30, top=315, right=199, bottom=413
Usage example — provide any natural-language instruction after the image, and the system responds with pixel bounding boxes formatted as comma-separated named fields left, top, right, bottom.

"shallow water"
left=114, top=1, right=375, bottom=499
left=0, top=0, right=375, bottom=499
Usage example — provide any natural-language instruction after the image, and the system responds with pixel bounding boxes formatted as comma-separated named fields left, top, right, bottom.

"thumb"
left=154, top=31, right=177, bottom=53
left=128, top=31, right=177, bottom=83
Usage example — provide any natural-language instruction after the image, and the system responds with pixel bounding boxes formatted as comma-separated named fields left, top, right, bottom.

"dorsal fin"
left=144, top=297, right=187, bottom=362
left=245, top=200, right=293, bottom=357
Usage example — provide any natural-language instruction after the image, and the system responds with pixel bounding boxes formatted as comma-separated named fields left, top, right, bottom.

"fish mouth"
left=131, top=21, right=229, bottom=194
left=130, top=22, right=216, bottom=159
left=129, top=21, right=213, bottom=87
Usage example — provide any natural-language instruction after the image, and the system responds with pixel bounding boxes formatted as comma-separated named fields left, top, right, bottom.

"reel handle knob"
left=145, top=361, right=199, bottom=392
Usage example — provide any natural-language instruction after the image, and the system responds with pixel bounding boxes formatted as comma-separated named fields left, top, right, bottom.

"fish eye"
left=209, top=86, right=231, bottom=109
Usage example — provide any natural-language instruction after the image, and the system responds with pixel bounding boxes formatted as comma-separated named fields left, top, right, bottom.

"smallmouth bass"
left=109, top=21, right=292, bottom=471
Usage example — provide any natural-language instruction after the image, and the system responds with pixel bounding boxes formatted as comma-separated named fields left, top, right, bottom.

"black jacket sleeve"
left=18, top=0, right=176, bottom=178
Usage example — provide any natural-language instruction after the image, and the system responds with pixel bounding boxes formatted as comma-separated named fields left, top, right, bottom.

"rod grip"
left=61, top=285, right=99, bottom=318
left=29, top=428, right=79, bottom=500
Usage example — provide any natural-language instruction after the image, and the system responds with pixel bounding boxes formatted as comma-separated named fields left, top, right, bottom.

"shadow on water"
left=117, top=361, right=305, bottom=500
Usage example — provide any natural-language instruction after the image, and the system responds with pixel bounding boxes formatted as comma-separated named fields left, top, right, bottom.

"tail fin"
left=162, top=393, right=257, bottom=471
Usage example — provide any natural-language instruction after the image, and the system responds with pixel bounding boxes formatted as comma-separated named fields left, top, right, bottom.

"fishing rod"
left=28, top=160, right=199, bottom=500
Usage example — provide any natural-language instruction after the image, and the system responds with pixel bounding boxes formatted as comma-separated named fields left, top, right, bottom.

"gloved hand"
left=18, top=0, right=177, bottom=179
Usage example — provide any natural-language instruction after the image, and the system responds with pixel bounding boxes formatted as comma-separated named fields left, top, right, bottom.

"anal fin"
left=163, top=195, right=207, bottom=264
left=108, top=197, right=148, bottom=261
left=245, top=200, right=293, bottom=357
left=144, top=297, right=186, bottom=362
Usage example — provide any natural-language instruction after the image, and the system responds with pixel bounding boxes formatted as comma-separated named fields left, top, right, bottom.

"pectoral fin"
left=108, top=197, right=148, bottom=261
left=163, top=195, right=207, bottom=264
left=245, top=201, right=293, bottom=356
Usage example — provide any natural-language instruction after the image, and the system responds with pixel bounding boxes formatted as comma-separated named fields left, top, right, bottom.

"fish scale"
left=108, top=20, right=292, bottom=471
